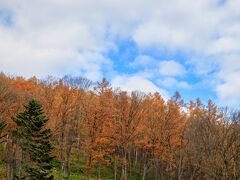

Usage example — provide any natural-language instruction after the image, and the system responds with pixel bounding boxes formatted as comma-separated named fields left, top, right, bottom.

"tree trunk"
left=6, top=140, right=14, bottom=180
left=128, top=151, right=131, bottom=179
left=114, top=155, right=117, bottom=180
left=135, top=150, right=138, bottom=165
left=58, top=162, right=64, bottom=180
left=87, top=156, right=92, bottom=180
left=142, top=153, right=147, bottom=180
left=142, top=162, right=147, bottom=180
left=124, top=151, right=127, bottom=180
left=58, top=116, right=67, bottom=180
left=97, top=164, right=101, bottom=180
left=66, top=144, right=72, bottom=180
left=154, top=159, right=159, bottom=180
left=77, top=135, right=81, bottom=163
left=121, top=165, right=125, bottom=179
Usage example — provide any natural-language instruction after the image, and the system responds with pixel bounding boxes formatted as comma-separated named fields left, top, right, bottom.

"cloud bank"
left=0, top=0, right=240, bottom=107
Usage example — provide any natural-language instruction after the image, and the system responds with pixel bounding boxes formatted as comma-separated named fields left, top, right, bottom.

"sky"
left=0, top=0, right=240, bottom=108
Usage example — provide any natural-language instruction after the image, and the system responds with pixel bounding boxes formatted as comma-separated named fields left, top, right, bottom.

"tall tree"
left=0, top=119, right=7, bottom=144
left=11, top=99, right=54, bottom=179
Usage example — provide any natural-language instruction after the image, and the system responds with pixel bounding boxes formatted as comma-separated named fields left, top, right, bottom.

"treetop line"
left=0, top=73, right=239, bottom=179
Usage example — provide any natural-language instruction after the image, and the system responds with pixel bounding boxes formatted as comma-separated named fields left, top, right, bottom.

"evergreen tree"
left=12, top=99, right=54, bottom=179
left=0, top=119, right=7, bottom=143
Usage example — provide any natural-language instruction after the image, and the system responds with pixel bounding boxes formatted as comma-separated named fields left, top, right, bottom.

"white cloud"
left=216, top=71, right=240, bottom=106
left=111, top=74, right=168, bottom=98
left=158, top=77, right=190, bottom=89
left=0, top=0, right=240, bottom=106
left=206, top=37, right=240, bottom=56
left=131, top=56, right=186, bottom=78
left=0, top=0, right=114, bottom=80
left=133, top=0, right=219, bottom=52
left=130, top=0, right=240, bottom=106
left=159, top=60, right=186, bottom=77
left=130, top=55, right=156, bottom=68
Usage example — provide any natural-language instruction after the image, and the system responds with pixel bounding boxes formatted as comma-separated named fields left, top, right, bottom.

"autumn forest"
left=0, top=73, right=239, bottom=180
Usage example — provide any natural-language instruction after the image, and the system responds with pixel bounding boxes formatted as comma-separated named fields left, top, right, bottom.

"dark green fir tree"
left=12, top=99, right=54, bottom=179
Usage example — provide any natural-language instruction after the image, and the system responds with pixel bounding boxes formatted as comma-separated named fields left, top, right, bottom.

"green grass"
left=0, top=161, right=169, bottom=180
left=0, top=147, right=163, bottom=180
left=0, top=162, right=6, bottom=179
left=51, top=160, right=115, bottom=179
left=51, top=168, right=90, bottom=180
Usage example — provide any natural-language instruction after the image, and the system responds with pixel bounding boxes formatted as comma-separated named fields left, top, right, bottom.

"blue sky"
left=0, top=0, right=240, bottom=107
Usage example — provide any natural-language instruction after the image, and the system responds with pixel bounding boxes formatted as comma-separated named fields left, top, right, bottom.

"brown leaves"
left=1, top=74, right=239, bottom=179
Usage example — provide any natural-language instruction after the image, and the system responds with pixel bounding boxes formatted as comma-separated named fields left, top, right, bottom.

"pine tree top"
left=12, top=99, right=48, bottom=131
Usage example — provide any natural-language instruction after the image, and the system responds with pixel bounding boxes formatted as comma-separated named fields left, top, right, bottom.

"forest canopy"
left=0, top=73, right=239, bottom=179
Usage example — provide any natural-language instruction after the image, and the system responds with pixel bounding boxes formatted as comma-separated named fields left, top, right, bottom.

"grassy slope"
left=0, top=147, right=156, bottom=179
